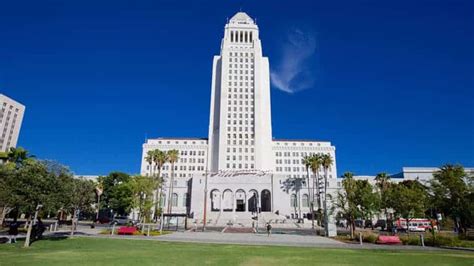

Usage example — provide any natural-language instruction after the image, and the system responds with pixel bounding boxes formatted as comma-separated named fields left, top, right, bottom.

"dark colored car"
left=374, top=219, right=387, bottom=230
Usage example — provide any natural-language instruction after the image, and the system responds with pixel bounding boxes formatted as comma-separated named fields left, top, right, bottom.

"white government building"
left=0, top=94, right=25, bottom=152
left=140, top=12, right=337, bottom=233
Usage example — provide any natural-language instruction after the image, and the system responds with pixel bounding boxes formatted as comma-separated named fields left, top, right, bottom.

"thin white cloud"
left=270, top=28, right=317, bottom=94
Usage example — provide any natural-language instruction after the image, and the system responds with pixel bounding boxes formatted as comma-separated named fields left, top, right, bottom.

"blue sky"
left=1, top=0, right=473, bottom=176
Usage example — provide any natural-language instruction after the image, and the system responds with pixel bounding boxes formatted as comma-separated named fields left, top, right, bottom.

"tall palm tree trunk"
left=154, top=168, right=162, bottom=221
left=169, top=163, right=174, bottom=213
left=167, top=163, right=175, bottom=214
left=323, top=167, right=329, bottom=236
left=315, top=169, right=321, bottom=226
left=306, top=168, right=314, bottom=229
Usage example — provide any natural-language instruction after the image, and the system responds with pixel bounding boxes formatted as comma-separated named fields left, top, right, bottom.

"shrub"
left=399, top=235, right=421, bottom=246
left=362, top=233, right=378, bottom=244
left=425, top=234, right=462, bottom=247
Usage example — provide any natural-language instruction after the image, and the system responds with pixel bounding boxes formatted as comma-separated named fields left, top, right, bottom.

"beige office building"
left=0, top=94, right=25, bottom=152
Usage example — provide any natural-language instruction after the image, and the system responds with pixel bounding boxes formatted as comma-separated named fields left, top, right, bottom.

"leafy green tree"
left=354, top=180, right=380, bottom=225
left=430, top=164, right=473, bottom=232
left=332, top=172, right=360, bottom=238
left=0, top=159, right=73, bottom=246
left=68, top=177, right=96, bottom=236
left=130, top=175, right=156, bottom=223
left=389, top=180, right=428, bottom=234
left=98, top=172, right=133, bottom=216
left=0, top=164, right=15, bottom=224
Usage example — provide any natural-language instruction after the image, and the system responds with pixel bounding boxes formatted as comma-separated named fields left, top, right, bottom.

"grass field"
left=0, top=237, right=472, bottom=266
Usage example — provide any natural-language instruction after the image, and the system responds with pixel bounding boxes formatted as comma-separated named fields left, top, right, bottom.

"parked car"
left=110, top=216, right=138, bottom=226
left=374, top=219, right=387, bottom=230
left=355, top=219, right=364, bottom=228
left=97, top=216, right=110, bottom=224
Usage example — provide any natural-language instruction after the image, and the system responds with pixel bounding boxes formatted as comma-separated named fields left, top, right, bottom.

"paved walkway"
left=59, top=230, right=444, bottom=250
left=157, top=231, right=344, bottom=247
left=0, top=227, right=449, bottom=251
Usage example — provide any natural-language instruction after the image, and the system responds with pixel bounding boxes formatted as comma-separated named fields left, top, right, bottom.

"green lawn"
left=0, top=237, right=472, bottom=266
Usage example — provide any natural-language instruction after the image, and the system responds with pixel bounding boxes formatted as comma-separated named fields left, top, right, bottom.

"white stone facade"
left=0, top=94, right=25, bottom=152
left=140, top=13, right=337, bottom=229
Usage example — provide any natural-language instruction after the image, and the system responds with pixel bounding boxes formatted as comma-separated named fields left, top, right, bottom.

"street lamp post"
left=202, top=171, right=209, bottom=231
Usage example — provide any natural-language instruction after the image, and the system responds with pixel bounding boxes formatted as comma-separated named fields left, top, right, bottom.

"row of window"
left=226, top=147, right=255, bottom=153
left=162, top=193, right=187, bottom=208
left=229, top=31, right=253, bottom=43
left=156, top=140, right=206, bottom=145
left=229, top=57, right=253, bottom=63
left=226, top=119, right=254, bottom=126
left=227, top=106, right=253, bottom=112
left=276, top=166, right=305, bottom=172
left=228, top=87, right=253, bottom=93
left=179, top=150, right=205, bottom=156
left=226, top=139, right=255, bottom=145
left=275, top=151, right=322, bottom=157
left=226, top=163, right=255, bottom=169
left=227, top=126, right=254, bottom=132
left=228, top=81, right=254, bottom=87
left=226, top=155, right=255, bottom=161
left=228, top=93, right=253, bottom=99
left=290, top=194, right=309, bottom=208
left=227, top=133, right=254, bottom=139
left=229, top=52, right=253, bottom=57
left=276, top=159, right=303, bottom=165
left=275, top=142, right=322, bottom=147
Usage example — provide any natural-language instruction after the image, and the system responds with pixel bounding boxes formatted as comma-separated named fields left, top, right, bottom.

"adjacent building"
left=0, top=94, right=25, bottom=152
left=337, top=167, right=474, bottom=188
left=140, top=12, right=337, bottom=233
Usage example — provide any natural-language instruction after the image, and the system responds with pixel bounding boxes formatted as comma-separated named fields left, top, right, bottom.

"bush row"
left=349, top=232, right=474, bottom=248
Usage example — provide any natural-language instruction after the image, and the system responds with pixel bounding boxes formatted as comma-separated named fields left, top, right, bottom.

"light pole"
left=202, top=171, right=209, bottom=231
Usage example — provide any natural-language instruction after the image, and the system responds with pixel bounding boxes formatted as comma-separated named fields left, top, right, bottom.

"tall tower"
left=0, top=94, right=25, bottom=152
left=208, top=12, right=273, bottom=172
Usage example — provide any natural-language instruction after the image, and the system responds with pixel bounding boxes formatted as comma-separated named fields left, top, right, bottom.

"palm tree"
left=6, top=147, right=33, bottom=165
left=375, top=172, right=391, bottom=220
left=145, top=150, right=154, bottom=178
left=321, top=153, right=334, bottom=236
left=309, top=153, right=322, bottom=226
left=152, top=149, right=168, bottom=221
left=303, top=155, right=315, bottom=229
left=166, top=149, right=179, bottom=214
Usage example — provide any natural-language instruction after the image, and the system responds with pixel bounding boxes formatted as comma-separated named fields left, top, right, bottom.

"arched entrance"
left=210, top=189, right=221, bottom=211
left=235, top=189, right=246, bottom=212
left=222, top=189, right=233, bottom=212
left=261, top=189, right=271, bottom=212
left=248, top=189, right=258, bottom=213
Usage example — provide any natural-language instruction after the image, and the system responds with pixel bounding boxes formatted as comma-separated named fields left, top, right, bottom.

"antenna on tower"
left=144, top=132, right=148, bottom=142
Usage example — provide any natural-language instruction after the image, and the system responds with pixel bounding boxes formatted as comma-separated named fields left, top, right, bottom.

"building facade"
left=337, top=167, right=474, bottom=189
left=0, top=94, right=25, bottom=152
left=140, top=13, right=337, bottom=232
